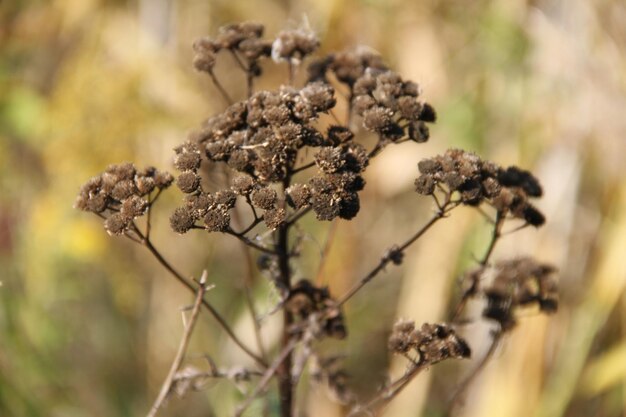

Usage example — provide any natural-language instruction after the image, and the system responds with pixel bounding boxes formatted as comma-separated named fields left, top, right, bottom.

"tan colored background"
left=1, top=0, right=625, bottom=416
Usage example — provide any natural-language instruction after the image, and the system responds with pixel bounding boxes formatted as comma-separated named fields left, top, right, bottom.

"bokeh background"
left=2, top=0, right=626, bottom=416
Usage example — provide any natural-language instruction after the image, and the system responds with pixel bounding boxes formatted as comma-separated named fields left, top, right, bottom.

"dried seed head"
left=170, top=206, right=197, bottom=234
left=263, top=207, right=286, bottom=229
left=204, top=207, right=230, bottom=232
left=388, top=321, right=470, bottom=363
left=186, top=192, right=214, bottom=216
left=104, top=213, right=131, bottom=235
left=300, top=81, right=336, bottom=113
left=215, top=189, right=237, bottom=209
left=286, top=183, right=311, bottom=209
left=154, top=171, right=174, bottom=189
left=326, top=125, right=354, bottom=145
left=251, top=187, right=278, bottom=210
left=272, top=27, right=319, bottom=63
left=176, top=171, right=201, bottom=194
left=174, top=150, right=202, bottom=172
left=414, top=174, right=435, bottom=195
left=414, top=149, right=545, bottom=226
left=120, top=195, right=148, bottom=218
left=388, top=320, right=416, bottom=354
left=231, top=175, right=256, bottom=195
left=468, top=258, right=558, bottom=331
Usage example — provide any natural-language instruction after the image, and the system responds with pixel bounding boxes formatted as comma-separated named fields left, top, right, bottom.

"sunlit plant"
left=75, top=22, right=557, bottom=417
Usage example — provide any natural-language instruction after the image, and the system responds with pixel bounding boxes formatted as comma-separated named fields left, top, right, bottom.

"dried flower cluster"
left=308, top=47, right=387, bottom=87
left=74, top=21, right=558, bottom=417
left=464, top=258, right=558, bottom=330
left=272, top=27, right=320, bottom=63
left=193, top=22, right=271, bottom=76
left=351, top=69, right=436, bottom=142
left=285, top=279, right=346, bottom=339
left=388, top=321, right=471, bottom=364
left=415, top=149, right=545, bottom=226
left=75, top=163, right=173, bottom=235
left=169, top=80, right=374, bottom=228
left=310, top=355, right=354, bottom=404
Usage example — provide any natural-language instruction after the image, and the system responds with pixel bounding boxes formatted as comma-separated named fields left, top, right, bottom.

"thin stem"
left=276, top=176, right=295, bottom=417
left=338, top=201, right=454, bottom=307
left=234, top=339, right=299, bottom=417
left=451, top=210, right=505, bottom=322
left=286, top=206, right=312, bottom=227
left=480, top=210, right=504, bottom=266
left=349, top=361, right=428, bottom=417
left=315, top=219, right=339, bottom=284
left=132, top=225, right=267, bottom=367
left=239, top=218, right=264, bottom=235
left=445, top=330, right=503, bottom=417
left=292, top=161, right=316, bottom=174
left=208, top=70, right=234, bottom=105
left=229, top=50, right=255, bottom=99
left=226, top=229, right=276, bottom=254
left=329, top=109, right=342, bottom=124
left=231, top=205, right=269, bottom=362
left=147, top=272, right=210, bottom=417
left=245, top=195, right=260, bottom=221
left=230, top=50, right=248, bottom=71
left=346, top=90, right=354, bottom=126
left=287, top=61, right=295, bottom=86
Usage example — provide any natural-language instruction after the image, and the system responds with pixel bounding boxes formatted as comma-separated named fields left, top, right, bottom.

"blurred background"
left=2, top=0, right=626, bottom=416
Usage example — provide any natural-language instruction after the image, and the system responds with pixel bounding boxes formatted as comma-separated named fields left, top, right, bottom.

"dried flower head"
left=473, top=258, right=558, bottom=330
left=272, top=26, right=319, bottom=64
left=388, top=321, right=471, bottom=364
left=75, top=163, right=173, bottom=235
left=351, top=69, right=436, bottom=142
left=286, top=279, right=347, bottom=340
left=308, top=47, right=387, bottom=86
left=415, top=149, right=546, bottom=226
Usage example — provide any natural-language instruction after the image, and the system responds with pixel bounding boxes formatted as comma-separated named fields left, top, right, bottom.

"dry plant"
left=74, top=22, right=558, bottom=417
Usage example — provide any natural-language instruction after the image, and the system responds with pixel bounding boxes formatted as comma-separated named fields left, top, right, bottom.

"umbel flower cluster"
left=75, top=21, right=558, bottom=417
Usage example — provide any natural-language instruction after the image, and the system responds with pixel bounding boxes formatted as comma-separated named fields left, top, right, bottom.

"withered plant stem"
left=226, top=229, right=276, bottom=254
left=276, top=175, right=295, bottom=417
left=229, top=50, right=255, bottom=98
left=451, top=210, right=505, bottom=322
left=231, top=205, right=268, bottom=362
left=338, top=197, right=455, bottom=307
left=315, top=219, right=339, bottom=284
left=445, top=329, right=503, bottom=417
left=287, top=61, right=295, bottom=86
left=208, top=70, right=234, bottom=105
left=134, top=227, right=267, bottom=368
left=349, top=361, right=428, bottom=416
left=235, top=339, right=299, bottom=417
left=147, top=272, right=210, bottom=417
left=480, top=210, right=504, bottom=266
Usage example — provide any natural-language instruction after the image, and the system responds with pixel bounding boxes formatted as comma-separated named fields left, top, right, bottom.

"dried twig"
left=338, top=196, right=457, bottom=306
left=147, top=271, right=212, bottom=417
left=234, top=339, right=299, bottom=417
